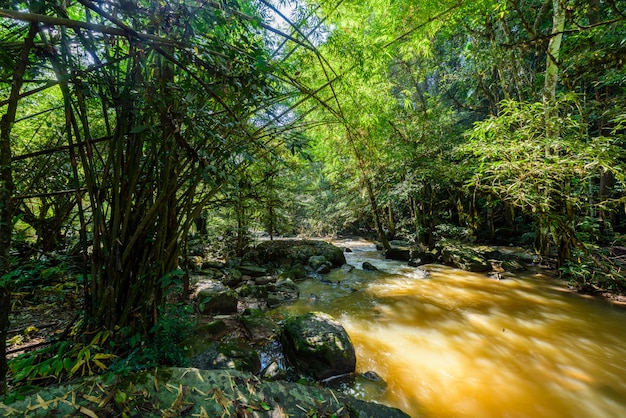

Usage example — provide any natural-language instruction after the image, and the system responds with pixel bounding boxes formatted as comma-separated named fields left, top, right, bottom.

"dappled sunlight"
left=281, top=247, right=626, bottom=417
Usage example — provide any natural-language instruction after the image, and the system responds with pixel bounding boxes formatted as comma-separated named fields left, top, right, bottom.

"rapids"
left=278, top=240, right=626, bottom=417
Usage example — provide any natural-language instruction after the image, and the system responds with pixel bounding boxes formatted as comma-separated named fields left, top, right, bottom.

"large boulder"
left=439, top=241, right=491, bottom=272
left=281, top=312, right=356, bottom=380
left=242, top=240, right=346, bottom=270
left=4, top=368, right=410, bottom=417
left=384, top=247, right=411, bottom=261
left=194, top=279, right=238, bottom=314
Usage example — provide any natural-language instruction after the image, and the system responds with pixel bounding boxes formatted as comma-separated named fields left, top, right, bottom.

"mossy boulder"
left=195, top=279, right=238, bottom=314
left=439, top=241, right=491, bottom=272
left=242, top=240, right=346, bottom=270
left=281, top=312, right=356, bottom=380
left=0, top=368, right=410, bottom=417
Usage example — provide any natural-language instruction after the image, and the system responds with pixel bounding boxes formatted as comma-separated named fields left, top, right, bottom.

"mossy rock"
left=195, top=280, right=238, bottom=314
left=242, top=240, right=346, bottom=269
left=281, top=312, right=356, bottom=380
left=0, top=368, right=410, bottom=417
left=439, top=241, right=491, bottom=272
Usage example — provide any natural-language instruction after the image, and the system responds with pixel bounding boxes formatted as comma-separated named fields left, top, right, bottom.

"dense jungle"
left=1, top=0, right=626, bottom=416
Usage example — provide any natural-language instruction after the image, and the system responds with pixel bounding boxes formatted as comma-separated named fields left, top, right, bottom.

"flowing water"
left=278, top=240, right=626, bottom=417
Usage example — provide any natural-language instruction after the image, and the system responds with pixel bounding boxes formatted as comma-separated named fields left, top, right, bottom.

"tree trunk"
left=0, top=21, right=38, bottom=396
left=542, top=0, right=565, bottom=106
left=364, top=176, right=390, bottom=251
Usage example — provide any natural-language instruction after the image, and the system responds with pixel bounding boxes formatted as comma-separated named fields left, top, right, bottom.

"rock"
left=222, top=268, right=243, bottom=287
left=385, top=247, right=411, bottom=261
left=238, top=264, right=268, bottom=277
left=197, top=267, right=224, bottom=280
left=242, top=240, right=346, bottom=269
left=5, top=368, right=410, bottom=417
left=278, top=264, right=307, bottom=281
left=308, top=255, right=329, bottom=270
left=315, top=263, right=331, bottom=274
left=408, top=248, right=438, bottom=266
left=281, top=312, right=356, bottom=380
left=261, top=361, right=287, bottom=380
left=191, top=342, right=261, bottom=374
left=236, top=284, right=268, bottom=299
left=362, top=261, right=378, bottom=271
left=362, top=370, right=383, bottom=381
left=195, top=280, right=238, bottom=314
left=502, top=259, right=526, bottom=272
left=202, top=260, right=226, bottom=269
left=240, top=310, right=278, bottom=342
left=341, top=263, right=355, bottom=272
left=344, top=247, right=353, bottom=253
left=439, top=242, right=490, bottom=272
left=254, top=275, right=275, bottom=285
left=267, top=278, right=299, bottom=308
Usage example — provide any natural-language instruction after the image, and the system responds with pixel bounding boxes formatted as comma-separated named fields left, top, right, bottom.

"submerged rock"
left=362, top=261, right=379, bottom=271
left=281, top=312, right=357, bottom=380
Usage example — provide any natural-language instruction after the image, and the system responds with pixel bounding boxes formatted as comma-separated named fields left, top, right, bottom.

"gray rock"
left=238, top=264, right=269, bottom=277
left=281, top=312, right=356, bottom=380
left=254, top=275, right=275, bottom=285
left=195, top=279, right=238, bottom=314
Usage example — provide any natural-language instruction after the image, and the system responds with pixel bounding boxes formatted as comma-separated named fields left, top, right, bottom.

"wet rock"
left=341, top=263, right=355, bottom=272
left=281, top=312, right=357, bottom=380
left=362, top=370, right=383, bottom=381
left=362, top=261, right=379, bottom=271
left=195, top=279, right=238, bottom=314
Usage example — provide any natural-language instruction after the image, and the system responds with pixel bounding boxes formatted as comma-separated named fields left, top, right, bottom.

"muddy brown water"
left=278, top=240, right=626, bottom=417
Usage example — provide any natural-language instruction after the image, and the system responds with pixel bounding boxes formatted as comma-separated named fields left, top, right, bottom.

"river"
left=278, top=240, right=626, bottom=417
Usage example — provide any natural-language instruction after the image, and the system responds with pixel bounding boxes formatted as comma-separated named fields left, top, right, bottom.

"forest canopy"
left=1, top=0, right=625, bottom=395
